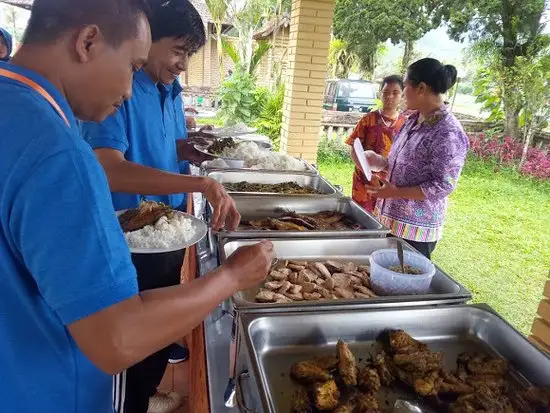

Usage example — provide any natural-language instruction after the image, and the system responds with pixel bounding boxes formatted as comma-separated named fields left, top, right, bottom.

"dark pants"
left=114, top=250, right=185, bottom=413
left=405, top=239, right=437, bottom=259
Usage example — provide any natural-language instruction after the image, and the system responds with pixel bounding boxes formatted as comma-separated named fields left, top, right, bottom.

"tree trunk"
left=503, top=98, right=520, bottom=139
left=401, top=39, right=414, bottom=75
left=216, top=25, right=225, bottom=84
left=520, top=117, right=537, bottom=167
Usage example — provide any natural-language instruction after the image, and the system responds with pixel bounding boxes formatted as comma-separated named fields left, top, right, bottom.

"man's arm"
left=95, top=148, right=239, bottom=230
left=68, top=241, right=274, bottom=374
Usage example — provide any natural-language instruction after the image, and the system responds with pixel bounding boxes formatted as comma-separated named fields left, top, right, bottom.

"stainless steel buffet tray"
left=215, top=196, right=389, bottom=239
left=240, top=304, right=550, bottom=413
left=207, top=171, right=338, bottom=197
left=202, top=159, right=319, bottom=176
left=221, top=237, right=472, bottom=312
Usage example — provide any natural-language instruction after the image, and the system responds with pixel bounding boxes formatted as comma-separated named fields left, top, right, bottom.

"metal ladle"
left=397, top=240, right=405, bottom=274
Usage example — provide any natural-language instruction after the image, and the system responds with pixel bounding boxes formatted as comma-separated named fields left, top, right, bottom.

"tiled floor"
left=158, top=362, right=189, bottom=412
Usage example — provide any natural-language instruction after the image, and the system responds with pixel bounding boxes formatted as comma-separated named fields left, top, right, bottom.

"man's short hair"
left=148, top=0, right=206, bottom=51
left=23, top=0, right=150, bottom=47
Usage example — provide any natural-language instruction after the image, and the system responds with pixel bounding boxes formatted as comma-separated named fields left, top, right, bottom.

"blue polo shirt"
left=0, top=61, right=138, bottom=412
left=81, top=70, right=188, bottom=211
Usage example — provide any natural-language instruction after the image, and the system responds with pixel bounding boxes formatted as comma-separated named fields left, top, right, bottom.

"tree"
left=333, top=0, right=439, bottom=78
left=221, top=37, right=272, bottom=75
left=328, top=39, right=357, bottom=79
left=205, top=0, right=230, bottom=83
left=434, top=0, right=547, bottom=139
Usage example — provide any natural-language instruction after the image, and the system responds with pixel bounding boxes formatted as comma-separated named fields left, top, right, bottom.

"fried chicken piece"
left=332, top=273, right=351, bottom=289
left=303, top=292, right=322, bottom=300
left=355, top=393, right=380, bottom=412
left=290, top=284, right=303, bottom=294
left=389, top=330, right=429, bottom=354
left=272, top=293, right=293, bottom=303
left=393, top=351, right=443, bottom=373
left=358, top=367, right=381, bottom=393
left=277, top=280, right=293, bottom=294
left=119, top=202, right=172, bottom=232
left=255, top=289, right=276, bottom=303
left=268, top=218, right=306, bottom=231
left=450, top=386, right=512, bottom=413
left=337, top=339, right=357, bottom=386
left=325, top=260, right=345, bottom=273
left=313, top=262, right=332, bottom=279
left=466, top=355, right=508, bottom=376
left=291, top=386, right=312, bottom=413
left=291, top=361, right=332, bottom=383
left=313, top=380, right=340, bottom=411
left=374, top=351, right=395, bottom=386
left=353, top=285, right=376, bottom=297
left=284, top=292, right=304, bottom=301
left=269, top=270, right=288, bottom=281
left=519, top=386, right=550, bottom=407
left=323, top=278, right=336, bottom=290
left=413, top=370, right=442, bottom=396
left=309, top=356, right=339, bottom=370
left=466, top=374, right=508, bottom=392
left=357, top=264, right=371, bottom=274
left=264, top=280, right=285, bottom=290
left=333, top=401, right=355, bottom=413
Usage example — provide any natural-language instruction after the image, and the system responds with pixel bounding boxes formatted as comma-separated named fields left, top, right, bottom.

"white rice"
left=125, top=213, right=196, bottom=249
left=215, top=141, right=308, bottom=172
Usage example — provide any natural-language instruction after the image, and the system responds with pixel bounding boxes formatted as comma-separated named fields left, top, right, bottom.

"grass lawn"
left=318, top=157, right=550, bottom=334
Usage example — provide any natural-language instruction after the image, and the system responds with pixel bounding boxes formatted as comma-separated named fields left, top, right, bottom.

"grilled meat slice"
left=119, top=201, right=173, bottom=232
left=337, top=340, right=357, bottom=386
left=334, top=287, right=355, bottom=299
left=291, top=386, right=312, bottom=413
left=313, top=380, right=340, bottom=411
left=291, top=361, right=332, bottom=383
left=325, top=260, right=345, bottom=273
left=358, top=367, right=381, bottom=393
left=466, top=355, right=508, bottom=376
left=389, top=330, right=429, bottom=354
left=374, top=351, right=395, bottom=386
left=519, top=386, right=550, bottom=407
left=303, top=292, right=322, bottom=300
left=308, top=356, right=339, bottom=370
left=393, top=351, right=443, bottom=373
left=439, top=372, right=474, bottom=396
left=267, top=218, right=306, bottom=231
left=333, top=401, right=356, bottom=413
left=278, top=216, right=316, bottom=230
left=355, top=393, right=380, bottom=412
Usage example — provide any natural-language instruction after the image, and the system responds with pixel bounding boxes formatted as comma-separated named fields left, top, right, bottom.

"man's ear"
left=74, top=25, right=103, bottom=63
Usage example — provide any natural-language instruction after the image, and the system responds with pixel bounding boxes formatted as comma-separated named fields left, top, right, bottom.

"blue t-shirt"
left=0, top=61, right=138, bottom=413
left=81, top=70, right=188, bottom=211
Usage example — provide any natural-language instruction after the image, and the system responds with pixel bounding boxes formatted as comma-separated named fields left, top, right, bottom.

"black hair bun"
left=442, top=65, right=458, bottom=93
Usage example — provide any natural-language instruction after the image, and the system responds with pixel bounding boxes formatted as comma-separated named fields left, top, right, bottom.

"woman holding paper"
left=366, top=58, right=468, bottom=259
left=346, top=75, right=406, bottom=213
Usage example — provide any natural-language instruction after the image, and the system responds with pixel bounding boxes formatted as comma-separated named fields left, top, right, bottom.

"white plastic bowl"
left=369, top=249, right=436, bottom=296
left=221, top=157, right=245, bottom=168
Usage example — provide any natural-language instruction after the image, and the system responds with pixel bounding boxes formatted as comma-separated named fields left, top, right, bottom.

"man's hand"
left=203, top=178, right=241, bottom=231
left=177, top=140, right=214, bottom=166
left=186, top=116, right=197, bottom=130
left=184, top=106, right=199, bottom=114
left=221, top=241, right=275, bottom=292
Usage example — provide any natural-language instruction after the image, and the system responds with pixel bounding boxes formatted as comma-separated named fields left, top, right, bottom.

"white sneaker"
left=147, top=392, right=183, bottom=413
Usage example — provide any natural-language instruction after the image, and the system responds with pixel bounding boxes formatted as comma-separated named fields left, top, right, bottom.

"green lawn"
left=318, top=157, right=550, bottom=334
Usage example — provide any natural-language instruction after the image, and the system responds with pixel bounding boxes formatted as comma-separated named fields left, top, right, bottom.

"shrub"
left=217, top=69, right=256, bottom=126
left=254, top=83, right=285, bottom=151
left=317, top=139, right=352, bottom=164
left=469, top=133, right=550, bottom=179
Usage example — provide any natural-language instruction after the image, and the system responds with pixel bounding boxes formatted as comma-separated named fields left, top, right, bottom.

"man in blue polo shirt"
left=0, top=1, right=274, bottom=412
left=81, top=1, right=237, bottom=412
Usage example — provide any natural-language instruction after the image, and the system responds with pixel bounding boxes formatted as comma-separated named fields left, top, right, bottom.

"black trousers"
left=405, top=239, right=437, bottom=259
left=114, top=250, right=185, bottom=413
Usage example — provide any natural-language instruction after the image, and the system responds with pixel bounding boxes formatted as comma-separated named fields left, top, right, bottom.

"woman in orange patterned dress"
left=346, top=75, right=406, bottom=212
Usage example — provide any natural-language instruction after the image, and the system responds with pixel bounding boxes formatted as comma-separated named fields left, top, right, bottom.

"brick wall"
left=530, top=279, right=550, bottom=354
left=280, top=0, right=335, bottom=163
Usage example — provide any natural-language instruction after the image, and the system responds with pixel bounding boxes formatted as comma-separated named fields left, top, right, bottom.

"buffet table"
left=182, top=165, right=550, bottom=413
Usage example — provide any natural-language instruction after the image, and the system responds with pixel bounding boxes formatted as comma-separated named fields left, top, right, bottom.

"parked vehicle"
left=323, top=79, right=377, bottom=112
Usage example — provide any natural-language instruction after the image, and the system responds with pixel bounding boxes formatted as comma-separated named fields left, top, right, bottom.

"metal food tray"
left=202, top=159, right=319, bottom=176
left=221, top=237, right=472, bottom=312
left=208, top=171, right=338, bottom=196
left=215, top=196, right=389, bottom=239
left=239, top=304, right=550, bottom=413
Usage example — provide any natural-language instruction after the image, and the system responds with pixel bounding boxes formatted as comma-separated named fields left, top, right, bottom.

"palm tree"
left=205, top=0, right=230, bottom=83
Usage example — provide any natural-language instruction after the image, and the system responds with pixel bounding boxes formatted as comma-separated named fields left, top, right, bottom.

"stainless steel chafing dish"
left=220, top=237, right=472, bottom=313
left=214, top=196, right=389, bottom=240
left=238, top=304, right=550, bottom=413
left=207, top=171, right=339, bottom=197
left=201, top=159, right=319, bottom=176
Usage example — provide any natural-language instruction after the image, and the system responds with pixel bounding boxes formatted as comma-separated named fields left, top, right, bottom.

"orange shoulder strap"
left=0, top=68, right=71, bottom=128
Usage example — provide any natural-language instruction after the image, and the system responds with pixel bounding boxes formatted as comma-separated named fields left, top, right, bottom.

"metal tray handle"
left=236, top=371, right=257, bottom=413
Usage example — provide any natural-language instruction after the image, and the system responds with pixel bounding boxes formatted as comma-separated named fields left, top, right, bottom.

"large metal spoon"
left=397, top=240, right=405, bottom=274
left=394, top=399, right=423, bottom=412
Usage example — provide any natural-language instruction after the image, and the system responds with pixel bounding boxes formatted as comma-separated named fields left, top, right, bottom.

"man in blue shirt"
left=81, top=2, right=232, bottom=411
left=0, top=1, right=274, bottom=412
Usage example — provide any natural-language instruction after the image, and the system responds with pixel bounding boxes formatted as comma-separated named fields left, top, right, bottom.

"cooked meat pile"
left=289, top=331, right=550, bottom=413
left=118, top=201, right=174, bottom=232
left=255, top=260, right=376, bottom=303
left=208, top=137, right=238, bottom=154
left=223, top=181, right=322, bottom=194
left=242, top=211, right=362, bottom=232
left=388, top=264, right=422, bottom=275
